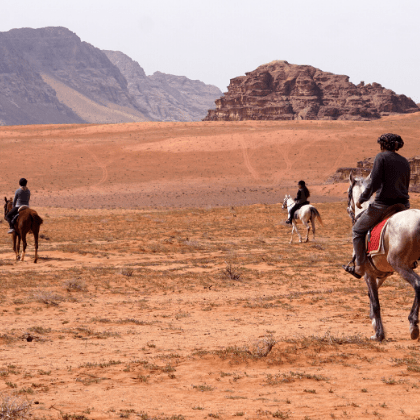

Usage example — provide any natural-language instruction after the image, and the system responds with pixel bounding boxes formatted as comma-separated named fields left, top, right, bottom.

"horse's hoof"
left=370, top=333, right=384, bottom=342
left=410, top=325, right=419, bottom=340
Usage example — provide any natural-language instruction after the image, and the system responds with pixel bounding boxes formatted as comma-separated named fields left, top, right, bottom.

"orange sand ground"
left=1, top=114, right=420, bottom=420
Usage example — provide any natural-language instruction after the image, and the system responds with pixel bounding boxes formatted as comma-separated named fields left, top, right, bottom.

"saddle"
left=11, top=206, right=30, bottom=226
left=365, top=203, right=407, bottom=257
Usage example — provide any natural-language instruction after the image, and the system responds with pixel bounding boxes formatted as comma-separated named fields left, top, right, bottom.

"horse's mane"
left=347, top=173, right=371, bottom=224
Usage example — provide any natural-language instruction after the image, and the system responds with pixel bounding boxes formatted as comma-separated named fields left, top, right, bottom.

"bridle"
left=282, top=195, right=294, bottom=210
left=4, top=198, right=12, bottom=220
left=347, top=182, right=357, bottom=225
left=347, top=178, right=368, bottom=226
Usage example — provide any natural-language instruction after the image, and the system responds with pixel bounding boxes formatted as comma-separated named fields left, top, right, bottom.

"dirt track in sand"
left=1, top=112, right=420, bottom=209
left=1, top=114, right=420, bottom=419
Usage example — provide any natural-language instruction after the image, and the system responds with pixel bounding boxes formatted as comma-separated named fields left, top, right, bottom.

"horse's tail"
left=30, top=211, right=43, bottom=228
left=311, top=207, right=323, bottom=226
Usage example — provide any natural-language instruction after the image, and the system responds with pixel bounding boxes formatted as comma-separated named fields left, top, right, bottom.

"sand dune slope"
left=0, top=112, right=419, bottom=208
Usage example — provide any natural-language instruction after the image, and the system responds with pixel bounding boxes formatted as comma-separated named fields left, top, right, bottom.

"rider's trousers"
left=5, top=206, right=19, bottom=228
left=352, top=203, right=392, bottom=266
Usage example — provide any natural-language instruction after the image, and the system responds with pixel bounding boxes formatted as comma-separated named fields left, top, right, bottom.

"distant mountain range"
left=0, top=27, right=222, bottom=126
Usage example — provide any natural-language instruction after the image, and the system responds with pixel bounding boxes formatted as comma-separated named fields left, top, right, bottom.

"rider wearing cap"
left=343, top=133, right=410, bottom=278
left=6, top=178, right=30, bottom=234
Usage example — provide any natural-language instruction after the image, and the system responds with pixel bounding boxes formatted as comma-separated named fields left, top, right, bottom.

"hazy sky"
left=2, top=0, right=420, bottom=102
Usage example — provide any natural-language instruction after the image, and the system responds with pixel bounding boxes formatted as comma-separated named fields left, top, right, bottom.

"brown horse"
left=4, top=197, right=43, bottom=263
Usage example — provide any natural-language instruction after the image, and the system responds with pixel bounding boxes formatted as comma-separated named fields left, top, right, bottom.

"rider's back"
left=361, top=151, right=410, bottom=206
left=14, top=187, right=30, bottom=207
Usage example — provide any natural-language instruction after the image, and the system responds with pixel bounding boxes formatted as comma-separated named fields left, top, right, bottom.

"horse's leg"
left=20, top=232, right=27, bottom=262
left=33, top=229, right=39, bottom=263
left=292, top=221, right=302, bottom=243
left=364, top=273, right=385, bottom=341
left=311, top=215, right=316, bottom=240
left=16, top=234, right=21, bottom=260
left=389, top=262, right=420, bottom=339
left=12, top=233, right=19, bottom=260
left=302, top=218, right=310, bottom=242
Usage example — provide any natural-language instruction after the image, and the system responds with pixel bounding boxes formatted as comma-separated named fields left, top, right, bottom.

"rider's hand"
left=356, top=200, right=362, bottom=209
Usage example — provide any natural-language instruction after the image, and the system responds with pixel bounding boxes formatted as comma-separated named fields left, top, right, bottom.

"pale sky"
left=2, top=0, right=420, bottom=102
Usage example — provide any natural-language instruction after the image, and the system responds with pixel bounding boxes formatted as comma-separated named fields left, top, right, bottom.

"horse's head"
left=4, top=197, right=12, bottom=220
left=347, top=172, right=373, bottom=223
left=282, top=194, right=292, bottom=209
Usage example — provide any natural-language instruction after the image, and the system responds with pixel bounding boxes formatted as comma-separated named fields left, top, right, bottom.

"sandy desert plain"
left=2, top=113, right=420, bottom=420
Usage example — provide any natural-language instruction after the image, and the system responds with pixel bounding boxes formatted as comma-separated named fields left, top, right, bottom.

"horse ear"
left=4, top=197, right=7, bottom=203
left=349, top=171, right=355, bottom=186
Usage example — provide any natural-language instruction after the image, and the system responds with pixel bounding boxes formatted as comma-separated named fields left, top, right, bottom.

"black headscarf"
left=377, top=133, right=404, bottom=151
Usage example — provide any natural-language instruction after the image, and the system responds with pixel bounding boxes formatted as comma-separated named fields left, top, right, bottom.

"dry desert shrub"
left=63, top=278, right=87, bottom=292
left=222, top=262, right=242, bottom=281
left=120, top=268, right=134, bottom=277
left=33, top=290, right=64, bottom=305
left=0, top=394, right=32, bottom=420
left=248, top=335, right=276, bottom=357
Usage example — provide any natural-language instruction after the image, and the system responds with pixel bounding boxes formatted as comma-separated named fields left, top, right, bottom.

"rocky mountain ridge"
left=204, top=60, right=419, bottom=121
left=0, top=27, right=221, bottom=125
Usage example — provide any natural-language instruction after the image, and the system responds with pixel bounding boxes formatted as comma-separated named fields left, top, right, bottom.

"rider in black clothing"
left=286, top=180, right=310, bottom=224
left=343, top=133, right=410, bottom=279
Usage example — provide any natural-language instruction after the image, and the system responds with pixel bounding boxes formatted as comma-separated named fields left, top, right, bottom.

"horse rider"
left=285, top=180, right=310, bottom=224
left=343, top=133, right=410, bottom=279
left=6, top=178, right=31, bottom=234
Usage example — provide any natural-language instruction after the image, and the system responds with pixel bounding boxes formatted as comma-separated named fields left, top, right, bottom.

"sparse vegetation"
left=1, top=197, right=420, bottom=418
left=0, top=394, right=32, bottom=420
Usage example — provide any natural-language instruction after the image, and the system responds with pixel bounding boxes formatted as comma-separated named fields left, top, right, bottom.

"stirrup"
left=342, top=264, right=362, bottom=279
left=7, top=229, right=14, bottom=234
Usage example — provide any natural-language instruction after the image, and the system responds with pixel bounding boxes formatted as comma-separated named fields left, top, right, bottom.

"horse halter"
left=347, top=183, right=357, bottom=225
left=347, top=180, right=367, bottom=226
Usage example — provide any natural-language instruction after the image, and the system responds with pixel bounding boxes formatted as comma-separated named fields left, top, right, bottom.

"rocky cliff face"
left=103, top=51, right=222, bottom=122
left=0, top=27, right=221, bottom=125
left=204, top=61, right=419, bottom=121
left=328, top=156, right=420, bottom=192
left=0, top=29, right=85, bottom=125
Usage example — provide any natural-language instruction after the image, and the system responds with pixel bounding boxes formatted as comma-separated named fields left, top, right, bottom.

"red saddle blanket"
left=367, top=218, right=389, bottom=254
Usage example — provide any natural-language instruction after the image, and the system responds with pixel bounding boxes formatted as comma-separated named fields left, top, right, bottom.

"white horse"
left=347, top=172, right=420, bottom=341
left=282, top=195, right=323, bottom=243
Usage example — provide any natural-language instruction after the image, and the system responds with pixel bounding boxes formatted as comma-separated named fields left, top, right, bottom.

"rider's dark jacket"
left=294, top=187, right=310, bottom=205
left=359, top=150, right=410, bottom=206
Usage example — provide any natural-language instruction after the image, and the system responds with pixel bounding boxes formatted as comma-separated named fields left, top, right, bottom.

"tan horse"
left=347, top=173, right=420, bottom=341
left=4, top=197, right=43, bottom=263
left=282, top=195, right=323, bottom=243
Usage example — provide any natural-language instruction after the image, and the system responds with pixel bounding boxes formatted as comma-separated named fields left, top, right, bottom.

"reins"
left=347, top=179, right=366, bottom=226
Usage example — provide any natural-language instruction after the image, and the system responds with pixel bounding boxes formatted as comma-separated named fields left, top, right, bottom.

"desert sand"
left=1, top=113, right=420, bottom=419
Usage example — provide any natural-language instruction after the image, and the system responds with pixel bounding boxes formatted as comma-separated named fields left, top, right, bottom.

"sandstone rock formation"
left=0, top=27, right=221, bottom=126
left=204, top=61, right=419, bottom=121
left=328, top=156, right=420, bottom=192
left=104, top=51, right=222, bottom=122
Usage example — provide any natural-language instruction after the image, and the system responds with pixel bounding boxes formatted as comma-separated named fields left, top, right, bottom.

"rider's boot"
left=7, top=214, right=18, bottom=234
left=343, top=238, right=366, bottom=279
